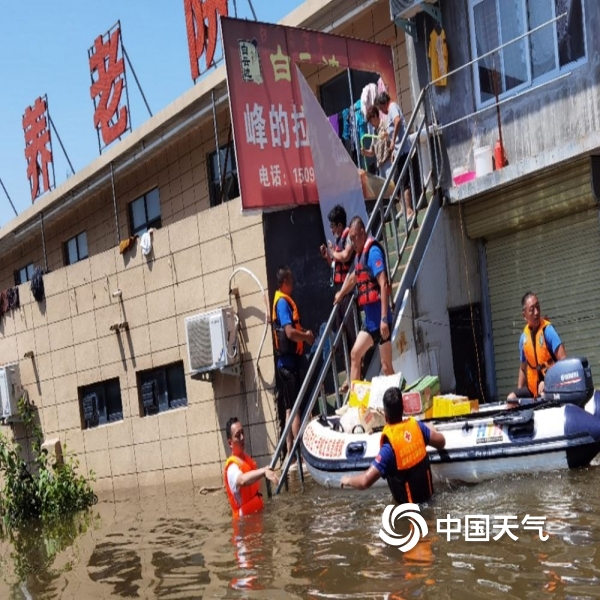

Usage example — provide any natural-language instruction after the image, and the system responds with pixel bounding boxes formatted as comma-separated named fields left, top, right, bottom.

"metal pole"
left=40, top=214, right=48, bottom=272
left=0, top=177, right=18, bottom=216
left=211, top=89, right=222, bottom=193
left=247, top=0, right=258, bottom=20
left=110, top=163, right=121, bottom=245
left=122, top=43, right=153, bottom=118
left=346, top=68, right=360, bottom=165
left=48, top=115, right=75, bottom=175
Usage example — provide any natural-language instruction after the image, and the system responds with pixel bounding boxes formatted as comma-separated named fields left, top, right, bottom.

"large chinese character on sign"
left=23, top=95, right=55, bottom=202
left=89, top=22, right=131, bottom=152
left=221, top=18, right=398, bottom=211
left=184, top=0, right=228, bottom=81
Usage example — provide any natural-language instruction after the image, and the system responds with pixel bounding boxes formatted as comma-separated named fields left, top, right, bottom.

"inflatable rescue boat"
left=301, top=358, right=600, bottom=487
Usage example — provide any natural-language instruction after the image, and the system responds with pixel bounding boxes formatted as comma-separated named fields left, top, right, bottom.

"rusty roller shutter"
left=485, top=208, right=600, bottom=398
left=465, top=158, right=593, bottom=240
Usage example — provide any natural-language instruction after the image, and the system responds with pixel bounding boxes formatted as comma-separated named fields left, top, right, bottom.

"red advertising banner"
left=221, top=17, right=397, bottom=211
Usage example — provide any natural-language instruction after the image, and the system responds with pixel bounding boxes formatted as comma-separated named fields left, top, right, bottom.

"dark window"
left=319, top=69, right=379, bottom=117
left=129, top=188, right=161, bottom=236
left=64, top=231, right=89, bottom=266
left=208, top=143, right=239, bottom=207
left=79, top=378, right=123, bottom=429
left=138, top=361, right=188, bottom=416
left=470, top=0, right=586, bottom=106
left=14, top=263, right=34, bottom=286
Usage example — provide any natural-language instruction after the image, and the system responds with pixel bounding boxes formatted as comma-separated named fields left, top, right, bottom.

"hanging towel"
left=0, top=291, right=7, bottom=317
left=429, top=28, right=449, bottom=86
left=377, top=76, right=388, bottom=96
left=119, top=235, right=137, bottom=255
left=6, top=287, right=19, bottom=310
left=328, top=114, right=340, bottom=136
left=31, top=267, right=45, bottom=302
left=140, top=231, right=153, bottom=256
left=360, top=83, right=378, bottom=118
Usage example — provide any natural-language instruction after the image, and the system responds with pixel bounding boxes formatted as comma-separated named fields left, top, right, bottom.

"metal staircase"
left=268, top=86, right=447, bottom=493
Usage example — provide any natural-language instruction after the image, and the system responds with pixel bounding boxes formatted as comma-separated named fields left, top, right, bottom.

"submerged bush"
left=0, top=396, right=96, bottom=530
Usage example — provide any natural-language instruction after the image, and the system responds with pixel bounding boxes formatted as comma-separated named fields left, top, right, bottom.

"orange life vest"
left=333, top=227, right=354, bottom=285
left=380, top=419, right=433, bottom=504
left=224, top=453, right=264, bottom=518
left=355, top=237, right=387, bottom=307
left=272, top=290, right=303, bottom=356
left=522, top=318, right=558, bottom=397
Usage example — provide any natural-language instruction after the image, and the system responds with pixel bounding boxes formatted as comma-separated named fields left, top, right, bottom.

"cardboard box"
left=403, top=375, right=440, bottom=415
left=359, top=406, right=386, bottom=433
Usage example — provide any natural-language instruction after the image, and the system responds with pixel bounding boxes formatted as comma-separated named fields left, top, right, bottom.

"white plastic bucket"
left=474, top=146, right=493, bottom=177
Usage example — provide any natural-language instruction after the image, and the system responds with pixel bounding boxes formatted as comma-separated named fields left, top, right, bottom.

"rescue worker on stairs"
left=334, top=216, right=394, bottom=390
left=340, top=387, right=445, bottom=503
left=319, top=204, right=356, bottom=385
left=272, top=266, right=315, bottom=460
left=507, top=292, right=566, bottom=403
left=224, top=417, right=280, bottom=518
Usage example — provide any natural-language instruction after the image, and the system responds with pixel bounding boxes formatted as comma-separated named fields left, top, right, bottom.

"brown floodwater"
left=2, top=463, right=600, bottom=599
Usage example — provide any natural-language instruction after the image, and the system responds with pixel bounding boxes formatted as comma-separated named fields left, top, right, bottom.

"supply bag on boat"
left=348, top=380, right=371, bottom=409
left=339, top=406, right=362, bottom=433
left=402, top=375, right=440, bottom=415
left=368, top=372, right=405, bottom=409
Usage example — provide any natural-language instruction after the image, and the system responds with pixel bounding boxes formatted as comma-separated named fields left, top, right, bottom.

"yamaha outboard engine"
left=543, top=357, right=593, bottom=406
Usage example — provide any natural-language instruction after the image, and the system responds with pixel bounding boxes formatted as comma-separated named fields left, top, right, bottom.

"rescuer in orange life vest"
left=340, top=387, right=445, bottom=503
left=224, top=417, right=280, bottom=518
left=507, top=292, right=567, bottom=403
left=334, top=215, right=394, bottom=389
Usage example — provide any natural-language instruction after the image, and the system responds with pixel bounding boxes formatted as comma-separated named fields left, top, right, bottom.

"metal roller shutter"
left=486, top=208, right=600, bottom=398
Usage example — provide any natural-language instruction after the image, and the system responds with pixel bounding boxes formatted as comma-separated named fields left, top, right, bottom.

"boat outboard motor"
left=543, top=357, right=593, bottom=406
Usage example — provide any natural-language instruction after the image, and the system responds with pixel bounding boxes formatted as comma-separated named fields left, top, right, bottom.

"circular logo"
left=379, top=503, right=429, bottom=552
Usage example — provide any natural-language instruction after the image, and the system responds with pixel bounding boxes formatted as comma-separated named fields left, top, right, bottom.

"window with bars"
left=469, top=0, right=585, bottom=106
left=79, top=378, right=123, bottom=429
left=138, top=361, right=188, bottom=416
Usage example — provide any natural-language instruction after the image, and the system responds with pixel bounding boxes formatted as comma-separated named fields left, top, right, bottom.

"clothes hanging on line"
left=429, top=27, right=448, bottom=86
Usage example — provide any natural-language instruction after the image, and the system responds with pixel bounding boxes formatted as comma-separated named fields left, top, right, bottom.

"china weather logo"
left=379, top=503, right=429, bottom=552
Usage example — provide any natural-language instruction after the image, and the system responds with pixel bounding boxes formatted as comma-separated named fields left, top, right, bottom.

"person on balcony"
left=224, top=417, right=279, bottom=518
left=375, top=91, right=415, bottom=222
left=334, top=216, right=394, bottom=391
left=507, top=292, right=567, bottom=403
left=272, top=266, right=315, bottom=459
left=361, top=105, right=392, bottom=178
left=340, top=387, right=445, bottom=503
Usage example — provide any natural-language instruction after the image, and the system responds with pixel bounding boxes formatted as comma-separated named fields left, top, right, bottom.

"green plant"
left=0, top=395, right=96, bottom=531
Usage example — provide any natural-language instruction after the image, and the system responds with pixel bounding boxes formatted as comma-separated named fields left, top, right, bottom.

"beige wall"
left=0, top=0, right=408, bottom=497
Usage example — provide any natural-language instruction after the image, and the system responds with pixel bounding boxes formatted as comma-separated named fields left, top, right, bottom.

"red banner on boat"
left=221, top=17, right=397, bottom=211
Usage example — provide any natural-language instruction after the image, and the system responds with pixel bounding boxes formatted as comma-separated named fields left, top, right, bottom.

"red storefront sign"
left=23, top=96, right=54, bottom=202
left=89, top=24, right=129, bottom=150
left=184, top=0, right=228, bottom=81
left=221, top=17, right=397, bottom=211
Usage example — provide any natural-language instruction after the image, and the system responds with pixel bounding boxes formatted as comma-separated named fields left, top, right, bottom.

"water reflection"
left=1, top=468, right=600, bottom=597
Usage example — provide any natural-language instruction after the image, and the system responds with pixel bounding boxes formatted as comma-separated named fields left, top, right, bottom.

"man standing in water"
left=340, top=387, right=445, bottom=504
left=224, top=417, right=279, bottom=518
left=507, top=292, right=566, bottom=402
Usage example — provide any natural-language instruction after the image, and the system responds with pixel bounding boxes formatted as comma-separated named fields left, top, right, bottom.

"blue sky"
left=0, top=0, right=304, bottom=225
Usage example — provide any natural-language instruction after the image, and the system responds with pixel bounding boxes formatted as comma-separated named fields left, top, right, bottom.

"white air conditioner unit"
left=0, top=363, right=22, bottom=423
left=185, top=307, right=238, bottom=375
left=390, top=0, right=438, bottom=20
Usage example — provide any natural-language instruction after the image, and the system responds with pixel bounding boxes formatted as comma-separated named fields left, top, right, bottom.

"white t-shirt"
left=227, top=463, right=242, bottom=507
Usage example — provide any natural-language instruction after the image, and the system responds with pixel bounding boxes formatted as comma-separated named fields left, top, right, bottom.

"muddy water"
left=2, top=465, right=600, bottom=599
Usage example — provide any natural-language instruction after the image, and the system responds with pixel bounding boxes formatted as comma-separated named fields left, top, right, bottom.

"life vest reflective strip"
left=224, top=454, right=264, bottom=518
left=522, top=318, right=557, bottom=397
left=381, top=419, right=433, bottom=504
left=272, top=290, right=303, bottom=356
left=333, top=227, right=354, bottom=284
left=355, top=237, right=386, bottom=307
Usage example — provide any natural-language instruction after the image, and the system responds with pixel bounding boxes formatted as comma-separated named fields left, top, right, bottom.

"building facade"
left=0, top=0, right=412, bottom=500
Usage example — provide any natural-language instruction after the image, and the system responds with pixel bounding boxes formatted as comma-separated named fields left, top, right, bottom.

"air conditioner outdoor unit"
left=185, top=307, right=238, bottom=374
left=0, top=363, right=23, bottom=423
left=390, top=0, right=438, bottom=20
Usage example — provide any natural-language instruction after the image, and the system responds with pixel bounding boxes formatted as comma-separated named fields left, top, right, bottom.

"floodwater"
left=2, top=464, right=600, bottom=599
